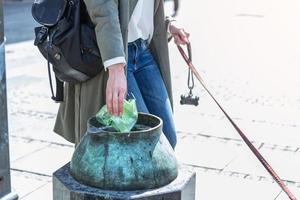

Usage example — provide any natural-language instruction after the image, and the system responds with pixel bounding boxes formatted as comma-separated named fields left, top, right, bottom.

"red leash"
left=177, top=43, right=297, bottom=200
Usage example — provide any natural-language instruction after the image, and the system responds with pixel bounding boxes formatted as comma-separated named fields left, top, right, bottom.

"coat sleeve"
left=83, top=0, right=125, bottom=65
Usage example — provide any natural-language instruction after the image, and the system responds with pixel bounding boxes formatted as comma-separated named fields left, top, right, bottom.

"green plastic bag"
left=95, top=99, right=138, bottom=132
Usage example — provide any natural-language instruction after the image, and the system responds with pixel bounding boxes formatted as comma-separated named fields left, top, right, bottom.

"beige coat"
left=54, top=0, right=173, bottom=145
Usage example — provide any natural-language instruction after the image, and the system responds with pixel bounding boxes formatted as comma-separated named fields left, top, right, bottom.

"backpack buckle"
left=34, top=26, right=49, bottom=45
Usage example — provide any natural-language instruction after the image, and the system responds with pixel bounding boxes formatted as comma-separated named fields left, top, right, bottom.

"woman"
left=54, top=0, right=190, bottom=148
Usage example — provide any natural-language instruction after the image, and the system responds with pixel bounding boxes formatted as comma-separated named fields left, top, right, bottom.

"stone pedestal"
left=0, top=192, right=18, bottom=200
left=53, top=163, right=196, bottom=200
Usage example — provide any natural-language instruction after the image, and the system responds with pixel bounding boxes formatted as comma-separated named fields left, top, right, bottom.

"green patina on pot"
left=70, top=113, right=178, bottom=190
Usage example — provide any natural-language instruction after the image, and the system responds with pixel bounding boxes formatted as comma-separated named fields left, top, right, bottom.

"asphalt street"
left=4, top=1, right=38, bottom=44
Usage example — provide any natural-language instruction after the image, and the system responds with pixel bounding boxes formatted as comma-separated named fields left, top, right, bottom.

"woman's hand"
left=169, top=21, right=190, bottom=45
left=106, top=63, right=127, bottom=116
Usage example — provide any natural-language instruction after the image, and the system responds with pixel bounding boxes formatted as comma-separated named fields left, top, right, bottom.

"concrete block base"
left=53, top=163, right=195, bottom=200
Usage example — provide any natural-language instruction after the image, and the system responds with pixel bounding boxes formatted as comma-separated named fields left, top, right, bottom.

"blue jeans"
left=127, top=38, right=177, bottom=148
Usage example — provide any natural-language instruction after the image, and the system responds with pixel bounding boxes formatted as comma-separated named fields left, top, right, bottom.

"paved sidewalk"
left=4, top=0, right=300, bottom=199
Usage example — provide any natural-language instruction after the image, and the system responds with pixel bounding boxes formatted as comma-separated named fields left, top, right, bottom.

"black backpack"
left=32, top=0, right=103, bottom=102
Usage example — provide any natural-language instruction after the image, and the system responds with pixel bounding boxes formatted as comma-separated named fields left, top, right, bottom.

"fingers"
left=178, top=29, right=189, bottom=43
left=113, top=87, right=126, bottom=116
left=106, top=67, right=127, bottom=116
left=174, top=35, right=185, bottom=45
left=112, top=91, right=119, bottom=116
left=184, top=30, right=190, bottom=39
left=118, top=89, right=126, bottom=116
left=106, top=86, right=113, bottom=115
left=173, top=29, right=190, bottom=45
left=169, top=22, right=190, bottom=45
left=107, top=87, right=126, bottom=116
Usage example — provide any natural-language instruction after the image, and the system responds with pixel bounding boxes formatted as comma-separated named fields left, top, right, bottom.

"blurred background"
left=1, top=0, right=300, bottom=199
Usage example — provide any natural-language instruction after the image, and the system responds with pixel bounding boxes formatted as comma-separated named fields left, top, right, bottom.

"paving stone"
left=8, top=115, right=74, bottom=146
left=275, top=185, right=300, bottom=200
left=224, top=146, right=300, bottom=182
left=175, top=103, right=300, bottom=149
left=5, top=40, right=45, bottom=74
left=194, top=169, right=285, bottom=200
left=174, top=105, right=240, bottom=140
left=255, top=149, right=300, bottom=182
left=175, top=137, right=241, bottom=169
left=11, top=145, right=74, bottom=176
left=9, top=137, right=49, bottom=162
left=21, top=182, right=52, bottom=200
left=233, top=121, right=300, bottom=148
left=223, top=146, right=275, bottom=179
left=10, top=170, right=50, bottom=199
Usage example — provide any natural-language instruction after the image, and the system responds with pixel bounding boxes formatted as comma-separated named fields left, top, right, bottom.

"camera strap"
left=177, top=43, right=297, bottom=200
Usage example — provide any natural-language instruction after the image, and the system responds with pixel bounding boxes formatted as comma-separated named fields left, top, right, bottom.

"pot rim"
left=87, top=112, right=163, bottom=136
